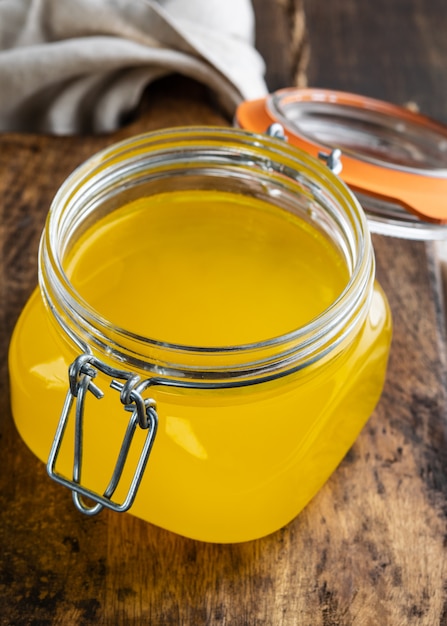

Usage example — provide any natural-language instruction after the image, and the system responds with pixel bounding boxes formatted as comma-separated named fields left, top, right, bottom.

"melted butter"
left=65, top=190, right=348, bottom=346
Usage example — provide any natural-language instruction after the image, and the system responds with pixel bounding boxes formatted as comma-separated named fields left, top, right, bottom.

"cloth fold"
left=0, top=0, right=268, bottom=134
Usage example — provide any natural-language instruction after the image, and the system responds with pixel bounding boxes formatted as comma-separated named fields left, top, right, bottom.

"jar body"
left=8, top=127, right=392, bottom=542
left=10, top=283, right=391, bottom=542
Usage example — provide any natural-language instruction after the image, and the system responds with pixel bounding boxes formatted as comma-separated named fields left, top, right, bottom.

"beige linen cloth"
left=0, top=0, right=267, bottom=134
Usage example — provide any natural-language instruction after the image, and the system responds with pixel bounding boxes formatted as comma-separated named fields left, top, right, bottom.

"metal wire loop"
left=47, top=353, right=159, bottom=515
left=68, top=354, right=103, bottom=399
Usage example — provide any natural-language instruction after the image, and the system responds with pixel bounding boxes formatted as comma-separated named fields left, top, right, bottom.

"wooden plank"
left=303, top=0, right=447, bottom=123
left=252, top=0, right=309, bottom=90
left=302, top=0, right=447, bottom=622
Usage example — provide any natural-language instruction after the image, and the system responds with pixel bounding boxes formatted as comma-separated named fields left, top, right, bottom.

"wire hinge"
left=47, top=354, right=158, bottom=516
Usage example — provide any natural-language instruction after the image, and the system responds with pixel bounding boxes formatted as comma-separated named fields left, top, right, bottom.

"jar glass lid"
left=236, top=88, right=447, bottom=240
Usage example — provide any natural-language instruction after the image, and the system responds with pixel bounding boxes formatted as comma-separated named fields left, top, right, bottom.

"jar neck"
left=39, top=127, right=375, bottom=385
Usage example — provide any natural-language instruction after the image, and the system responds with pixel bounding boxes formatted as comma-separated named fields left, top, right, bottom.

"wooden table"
left=1, top=1, right=447, bottom=624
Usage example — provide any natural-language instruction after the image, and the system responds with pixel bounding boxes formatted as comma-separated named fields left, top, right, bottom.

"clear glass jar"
left=9, top=127, right=392, bottom=543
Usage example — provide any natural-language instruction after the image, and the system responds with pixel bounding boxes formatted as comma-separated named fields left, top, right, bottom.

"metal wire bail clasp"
left=47, top=354, right=158, bottom=516
left=318, top=149, right=343, bottom=175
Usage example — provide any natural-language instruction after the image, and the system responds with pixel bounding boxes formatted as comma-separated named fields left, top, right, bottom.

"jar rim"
left=39, top=126, right=374, bottom=382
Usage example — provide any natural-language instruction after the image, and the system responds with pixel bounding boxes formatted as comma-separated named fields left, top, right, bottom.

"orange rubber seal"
left=236, top=89, right=447, bottom=224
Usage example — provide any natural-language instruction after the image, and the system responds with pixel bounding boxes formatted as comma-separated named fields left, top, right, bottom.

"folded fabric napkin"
left=0, top=0, right=267, bottom=134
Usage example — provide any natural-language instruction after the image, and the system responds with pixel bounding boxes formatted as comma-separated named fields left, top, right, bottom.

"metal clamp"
left=47, top=354, right=158, bottom=516
left=318, top=149, right=343, bottom=175
left=264, top=124, right=343, bottom=175
left=266, top=123, right=287, bottom=141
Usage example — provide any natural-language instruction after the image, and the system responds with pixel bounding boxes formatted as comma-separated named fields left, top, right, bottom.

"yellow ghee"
left=10, top=188, right=391, bottom=543
left=66, top=190, right=349, bottom=344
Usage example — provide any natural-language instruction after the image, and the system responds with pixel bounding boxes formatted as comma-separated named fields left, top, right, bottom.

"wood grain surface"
left=1, top=1, right=447, bottom=624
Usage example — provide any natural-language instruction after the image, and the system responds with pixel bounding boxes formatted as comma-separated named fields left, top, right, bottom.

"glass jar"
left=9, top=127, right=392, bottom=543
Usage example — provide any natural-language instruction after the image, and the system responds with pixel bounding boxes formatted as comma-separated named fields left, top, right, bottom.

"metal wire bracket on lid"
left=265, top=123, right=343, bottom=175
left=47, top=354, right=158, bottom=515
left=318, top=149, right=343, bottom=175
